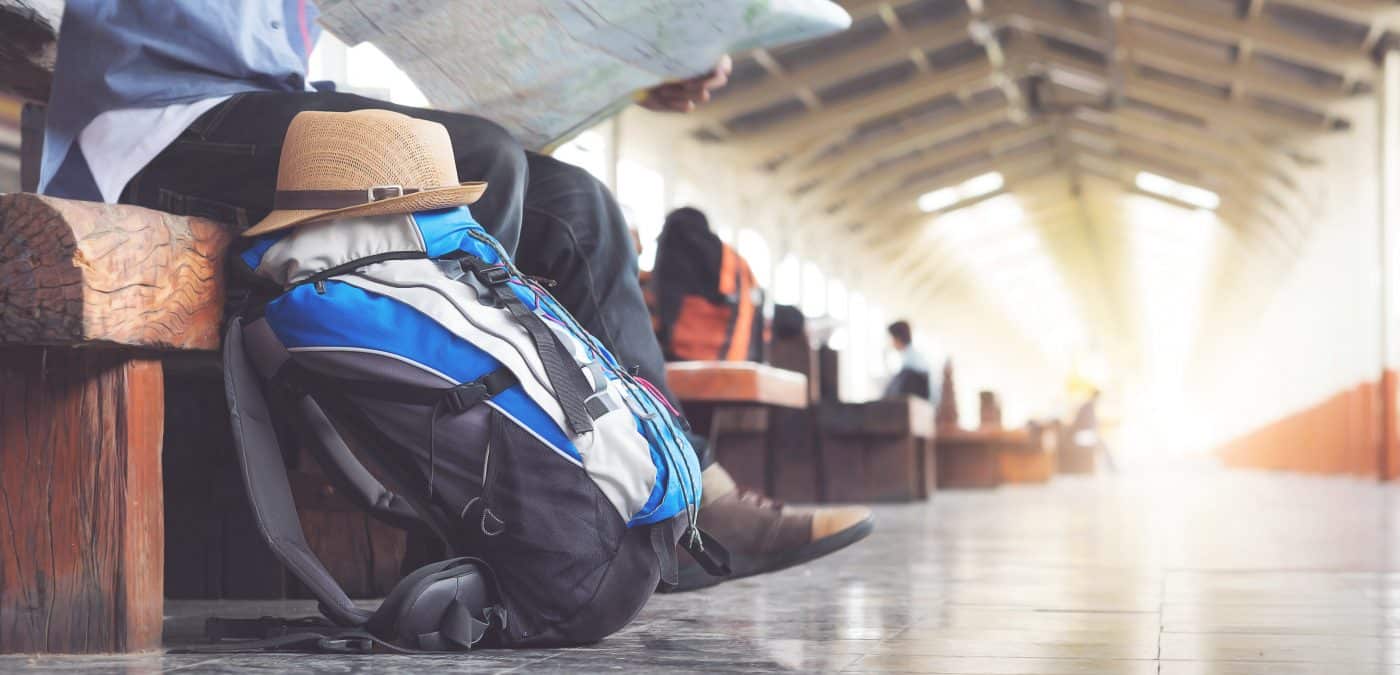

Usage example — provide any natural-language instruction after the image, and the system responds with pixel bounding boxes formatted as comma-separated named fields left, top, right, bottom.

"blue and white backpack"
left=219, top=205, right=723, bottom=652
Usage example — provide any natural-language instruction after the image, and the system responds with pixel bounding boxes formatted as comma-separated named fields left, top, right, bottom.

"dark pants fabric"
left=121, top=90, right=710, bottom=467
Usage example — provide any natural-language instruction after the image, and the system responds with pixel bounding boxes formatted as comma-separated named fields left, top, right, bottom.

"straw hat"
left=243, top=109, right=487, bottom=237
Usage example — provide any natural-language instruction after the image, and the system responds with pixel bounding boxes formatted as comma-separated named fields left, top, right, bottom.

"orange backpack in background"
left=660, top=243, right=762, bottom=362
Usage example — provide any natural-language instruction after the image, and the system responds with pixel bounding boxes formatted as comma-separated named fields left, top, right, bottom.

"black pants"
left=122, top=90, right=709, bottom=467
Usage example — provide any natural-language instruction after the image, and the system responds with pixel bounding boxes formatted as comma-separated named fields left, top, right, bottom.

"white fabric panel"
left=256, top=213, right=427, bottom=286
left=343, top=260, right=570, bottom=436
left=576, top=380, right=658, bottom=521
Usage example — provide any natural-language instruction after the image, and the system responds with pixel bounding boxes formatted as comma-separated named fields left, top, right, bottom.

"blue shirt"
left=40, top=0, right=319, bottom=200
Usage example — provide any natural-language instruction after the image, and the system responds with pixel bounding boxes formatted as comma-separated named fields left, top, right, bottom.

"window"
left=802, top=260, right=827, bottom=317
left=735, top=229, right=772, bottom=288
left=773, top=254, right=802, bottom=306
left=617, top=159, right=666, bottom=271
left=309, top=33, right=428, bottom=107
left=828, top=278, right=849, bottom=320
left=553, top=130, right=610, bottom=185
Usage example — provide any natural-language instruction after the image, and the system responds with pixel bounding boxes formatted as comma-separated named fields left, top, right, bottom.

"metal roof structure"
left=682, top=0, right=1399, bottom=374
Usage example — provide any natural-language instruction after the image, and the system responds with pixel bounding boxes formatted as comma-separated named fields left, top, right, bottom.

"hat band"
left=274, top=186, right=423, bottom=211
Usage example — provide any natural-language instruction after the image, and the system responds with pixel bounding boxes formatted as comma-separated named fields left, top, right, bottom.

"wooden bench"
left=1056, top=431, right=1098, bottom=474
left=0, top=193, right=229, bottom=653
left=665, top=361, right=808, bottom=498
left=817, top=396, right=936, bottom=502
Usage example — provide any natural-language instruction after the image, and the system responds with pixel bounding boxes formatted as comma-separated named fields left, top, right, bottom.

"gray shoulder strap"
left=240, top=317, right=422, bottom=531
left=223, top=317, right=372, bottom=627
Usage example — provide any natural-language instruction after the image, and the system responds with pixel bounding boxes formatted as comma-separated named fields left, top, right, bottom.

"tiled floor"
left=9, top=468, right=1400, bottom=673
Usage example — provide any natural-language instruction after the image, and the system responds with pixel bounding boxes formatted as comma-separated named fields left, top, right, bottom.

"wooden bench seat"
left=0, top=193, right=229, bottom=653
left=817, top=396, right=936, bottom=502
left=666, top=361, right=809, bottom=499
left=0, top=193, right=410, bottom=653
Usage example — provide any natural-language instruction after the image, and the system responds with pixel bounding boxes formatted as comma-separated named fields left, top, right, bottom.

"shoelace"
left=736, top=489, right=783, bottom=511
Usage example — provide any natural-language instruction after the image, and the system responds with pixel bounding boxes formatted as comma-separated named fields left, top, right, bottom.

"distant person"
left=1071, top=389, right=1116, bottom=472
left=883, top=320, right=932, bottom=399
left=653, top=207, right=763, bottom=362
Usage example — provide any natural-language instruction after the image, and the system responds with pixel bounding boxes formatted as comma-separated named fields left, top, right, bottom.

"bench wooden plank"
left=0, top=194, right=231, bottom=351
left=665, top=361, right=808, bottom=409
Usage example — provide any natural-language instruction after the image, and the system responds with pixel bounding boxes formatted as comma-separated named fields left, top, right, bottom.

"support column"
left=1381, top=49, right=1400, bottom=479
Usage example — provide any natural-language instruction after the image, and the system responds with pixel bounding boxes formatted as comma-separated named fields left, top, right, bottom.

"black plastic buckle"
left=476, top=265, right=513, bottom=287
left=443, top=381, right=490, bottom=413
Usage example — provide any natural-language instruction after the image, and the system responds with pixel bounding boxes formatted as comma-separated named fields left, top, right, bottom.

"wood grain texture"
left=666, top=362, right=808, bottom=408
left=0, top=348, right=164, bottom=653
left=0, top=194, right=230, bottom=351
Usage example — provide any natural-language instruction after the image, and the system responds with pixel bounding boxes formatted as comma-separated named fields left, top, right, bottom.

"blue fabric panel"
left=264, top=280, right=580, bottom=462
left=241, top=231, right=288, bottom=270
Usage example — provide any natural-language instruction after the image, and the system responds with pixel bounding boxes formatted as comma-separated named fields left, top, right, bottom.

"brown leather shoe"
left=662, top=465, right=874, bottom=592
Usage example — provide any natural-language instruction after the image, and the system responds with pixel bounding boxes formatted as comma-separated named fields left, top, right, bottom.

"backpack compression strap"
left=460, top=257, right=596, bottom=437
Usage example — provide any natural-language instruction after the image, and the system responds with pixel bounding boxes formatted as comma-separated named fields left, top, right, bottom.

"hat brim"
left=242, top=182, right=488, bottom=237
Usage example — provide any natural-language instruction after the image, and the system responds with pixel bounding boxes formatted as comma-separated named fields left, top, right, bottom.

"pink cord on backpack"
left=635, top=376, right=681, bottom=417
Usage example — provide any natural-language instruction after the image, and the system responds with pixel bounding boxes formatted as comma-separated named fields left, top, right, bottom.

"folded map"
left=317, top=0, right=851, bottom=151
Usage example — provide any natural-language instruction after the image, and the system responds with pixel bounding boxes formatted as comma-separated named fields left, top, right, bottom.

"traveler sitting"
left=39, top=0, right=871, bottom=598
left=883, top=320, right=933, bottom=400
left=653, top=207, right=764, bottom=362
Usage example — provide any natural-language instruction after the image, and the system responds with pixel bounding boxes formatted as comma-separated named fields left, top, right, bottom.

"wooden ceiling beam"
left=1078, top=106, right=1312, bottom=183
left=1065, top=118, right=1309, bottom=220
left=777, top=99, right=1011, bottom=193
left=1123, top=0, right=1373, bottom=79
left=698, top=19, right=973, bottom=123
left=822, top=122, right=1052, bottom=215
left=859, top=151, right=1064, bottom=232
left=731, top=60, right=996, bottom=159
left=1020, top=42, right=1337, bottom=137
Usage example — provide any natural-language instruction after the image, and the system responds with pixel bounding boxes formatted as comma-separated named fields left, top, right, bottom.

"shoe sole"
left=663, top=515, right=875, bottom=593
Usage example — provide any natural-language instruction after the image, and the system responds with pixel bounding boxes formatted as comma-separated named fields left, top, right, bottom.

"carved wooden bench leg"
left=0, top=347, right=164, bottom=653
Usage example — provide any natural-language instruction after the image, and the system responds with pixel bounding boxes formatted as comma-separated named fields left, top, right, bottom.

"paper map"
left=317, top=0, right=851, bottom=150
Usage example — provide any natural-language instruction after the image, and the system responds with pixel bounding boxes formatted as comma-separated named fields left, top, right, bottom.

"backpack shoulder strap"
left=239, top=316, right=425, bottom=531
left=223, top=316, right=372, bottom=627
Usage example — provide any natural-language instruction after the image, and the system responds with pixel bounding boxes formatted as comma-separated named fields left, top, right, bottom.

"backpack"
left=216, top=205, right=726, bottom=652
left=658, top=243, right=765, bottom=362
